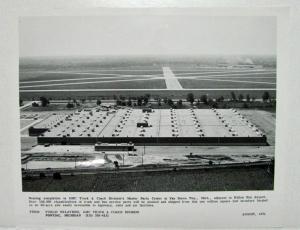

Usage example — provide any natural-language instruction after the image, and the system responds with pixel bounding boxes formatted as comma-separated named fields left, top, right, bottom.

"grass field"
left=179, top=79, right=275, bottom=89
left=20, top=71, right=163, bottom=82
left=22, top=164, right=274, bottom=192
left=20, top=75, right=161, bottom=85
left=21, top=79, right=167, bottom=90
left=19, top=56, right=276, bottom=100
left=173, top=70, right=275, bottom=76
left=20, top=70, right=275, bottom=87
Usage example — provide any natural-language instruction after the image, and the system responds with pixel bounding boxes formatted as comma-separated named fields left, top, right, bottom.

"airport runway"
left=162, top=67, right=183, bottom=90
left=20, top=67, right=276, bottom=90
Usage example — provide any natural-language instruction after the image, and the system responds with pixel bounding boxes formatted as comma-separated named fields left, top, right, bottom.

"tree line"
left=26, top=91, right=273, bottom=109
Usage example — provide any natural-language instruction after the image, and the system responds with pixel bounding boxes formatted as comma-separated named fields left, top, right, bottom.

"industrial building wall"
left=37, top=136, right=268, bottom=146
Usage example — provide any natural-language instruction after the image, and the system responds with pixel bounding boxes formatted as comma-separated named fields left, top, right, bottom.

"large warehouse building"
left=29, top=107, right=267, bottom=146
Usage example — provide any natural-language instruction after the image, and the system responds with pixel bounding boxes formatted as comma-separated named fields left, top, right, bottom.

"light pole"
left=142, top=144, right=145, bottom=166
left=141, top=151, right=143, bottom=166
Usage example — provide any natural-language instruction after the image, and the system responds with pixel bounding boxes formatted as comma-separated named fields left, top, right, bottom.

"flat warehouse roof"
left=33, top=108, right=264, bottom=139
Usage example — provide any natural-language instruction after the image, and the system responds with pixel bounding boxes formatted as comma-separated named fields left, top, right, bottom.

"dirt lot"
left=20, top=119, right=36, bottom=129
left=22, top=164, right=274, bottom=192
left=21, top=137, right=38, bottom=151
left=241, top=110, right=276, bottom=146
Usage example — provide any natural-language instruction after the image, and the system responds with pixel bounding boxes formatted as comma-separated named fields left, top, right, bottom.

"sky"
left=19, top=15, right=276, bottom=57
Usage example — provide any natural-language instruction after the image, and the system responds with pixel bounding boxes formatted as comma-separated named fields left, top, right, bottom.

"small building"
left=142, top=108, right=152, bottom=113
left=28, top=127, right=49, bottom=136
left=137, top=122, right=149, bottom=127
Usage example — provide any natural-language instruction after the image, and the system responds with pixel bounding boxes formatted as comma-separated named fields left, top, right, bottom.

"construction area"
left=28, top=107, right=267, bottom=145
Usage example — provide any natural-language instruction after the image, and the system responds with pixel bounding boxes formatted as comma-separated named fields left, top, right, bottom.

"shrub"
left=187, top=93, right=195, bottom=104
left=66, top=102, right=74, bottom=108
left=200, top=95, right=208, bottom=105
left=53, top=172, right=62, bottom=180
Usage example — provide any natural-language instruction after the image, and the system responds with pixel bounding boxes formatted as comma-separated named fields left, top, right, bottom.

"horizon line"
left=19, top=54, right=277, bottom=59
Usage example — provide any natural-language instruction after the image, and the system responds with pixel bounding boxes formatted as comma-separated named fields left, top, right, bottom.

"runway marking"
left=20, top=69, right=163, bottom=73
left=20, top=73, right=275, bottom=86
left=20, top=69, right=275, bottom=84
left=175, top=72, right=276, bottom=78
left=162, top=67, right=183, bottom=89
left=174, top=70, right=276, bottom=76
left=178, top=76, right=275, bottom=80
left=19, top=77, right=164, bottom=89
left=20, top=75, right=162, bottom=84
left=20, top=69, right=274, bottom=77
left=20, top=74, right=163, bottom=84
left=184, top=78, right=276, bottom=85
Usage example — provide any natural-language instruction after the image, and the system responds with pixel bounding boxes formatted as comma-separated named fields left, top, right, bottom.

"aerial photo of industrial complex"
left=19, top=15, right=276, bottom=192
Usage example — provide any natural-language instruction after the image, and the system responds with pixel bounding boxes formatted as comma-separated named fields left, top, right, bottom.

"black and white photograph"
left=19, top=13, right=276, bottom=192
